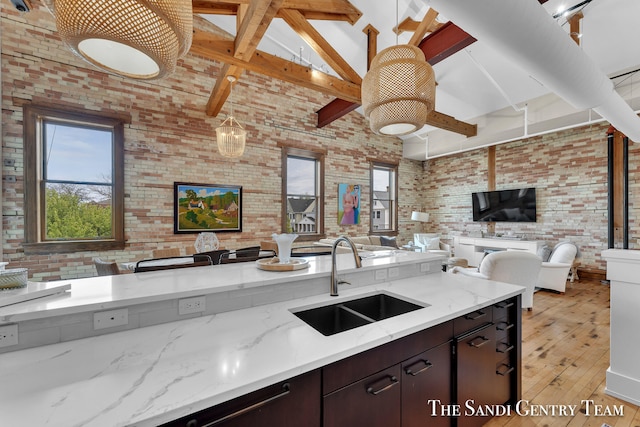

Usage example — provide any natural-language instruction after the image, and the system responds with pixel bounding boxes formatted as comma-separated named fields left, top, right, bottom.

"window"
left=370, top=162, right=398, bottom=233
left=23, top=105, right=126, bottom=253
left=282, top=147, right=324, bottom=240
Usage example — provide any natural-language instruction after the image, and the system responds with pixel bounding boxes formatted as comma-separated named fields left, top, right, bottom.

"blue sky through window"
left=44, top=122, right=112, bottom=183
left=287, top=156, right=315, bottom=195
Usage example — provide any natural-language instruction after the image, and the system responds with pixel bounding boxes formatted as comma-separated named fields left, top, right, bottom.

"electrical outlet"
left=388, top=267, right=399, bottom=278
left=179, top=296, right=206, bottom=315
left=0, top=324, right=18, bottom=348
left=375, top=269, right=387, bottom=280
left=420, top=263, right=430, bottom=272
left=93, top=308, right=129, bottom=330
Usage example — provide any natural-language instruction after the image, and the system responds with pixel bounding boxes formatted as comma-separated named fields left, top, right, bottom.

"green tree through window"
left=23, top=105, right=126, bottom=253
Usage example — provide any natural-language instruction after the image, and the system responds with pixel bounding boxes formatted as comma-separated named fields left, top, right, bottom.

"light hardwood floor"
left=484, top=278, right=640, bottom=427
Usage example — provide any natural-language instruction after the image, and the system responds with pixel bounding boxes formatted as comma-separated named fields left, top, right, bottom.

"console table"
left=453, top=236, right=543, bottom=267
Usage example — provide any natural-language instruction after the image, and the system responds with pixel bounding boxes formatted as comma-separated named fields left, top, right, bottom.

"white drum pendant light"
left=216, top=76, right=246, bottom=158
left=44, top=0, right=192, bottom=80
left=362, top=44, right=436, bottom=135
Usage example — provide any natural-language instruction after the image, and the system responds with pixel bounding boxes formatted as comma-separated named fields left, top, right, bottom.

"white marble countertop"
left=0, top=276, right=523, bottom=426
left=0, top=250, right=424, bottom=322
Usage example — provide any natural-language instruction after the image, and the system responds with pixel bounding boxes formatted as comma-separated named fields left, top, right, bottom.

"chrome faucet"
left=331, top=236, right=362, bottom=296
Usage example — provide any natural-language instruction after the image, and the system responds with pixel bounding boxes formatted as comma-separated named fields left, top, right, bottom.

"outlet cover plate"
left=0, top=324, right=18, bottom=348
left=179, top=296, right=206, bottom=315
left=94, top=308, right=129, bottom=330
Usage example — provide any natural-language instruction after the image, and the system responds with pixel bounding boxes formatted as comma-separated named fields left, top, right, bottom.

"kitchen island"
left=0, top=251, right=524, bottom=426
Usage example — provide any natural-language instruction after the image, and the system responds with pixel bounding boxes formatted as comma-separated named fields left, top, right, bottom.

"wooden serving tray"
left=256, top=258, right=310, bottom=271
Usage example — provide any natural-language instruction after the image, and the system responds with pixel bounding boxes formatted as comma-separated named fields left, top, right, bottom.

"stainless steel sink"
left=292, top=293, right=428, bottom=336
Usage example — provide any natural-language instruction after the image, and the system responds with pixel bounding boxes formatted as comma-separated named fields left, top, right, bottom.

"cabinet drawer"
left=454, top=308, right=492, bottom=336
left=495, top=359, right=515, bottom=405
left=324, top=364, right=402, bottom=427
left=323, top=320, right=453, bottom=394
left=495, top=320, right=515, bottom=342
left=160, top=369, right=321, bottom=427
left=493, top=299, right=516, bottom=322
left=402, top=342, right=452, bottom=427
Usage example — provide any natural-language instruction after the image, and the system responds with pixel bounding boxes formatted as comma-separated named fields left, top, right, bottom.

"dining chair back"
left=219, top=246, right=261, bottom=264
left=197, top=249, right=231, bottom=265
left=153, top=248, right=182, bottom=258
left=94, top=258, right=121, bottom=276
left=134, top=255, right=213, bottom=273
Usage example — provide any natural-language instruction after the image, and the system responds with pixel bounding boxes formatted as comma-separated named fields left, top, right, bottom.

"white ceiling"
left=203, top=0, right=640, bottom=159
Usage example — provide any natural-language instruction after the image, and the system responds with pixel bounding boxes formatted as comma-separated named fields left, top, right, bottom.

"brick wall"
left=2, top=5, right=630, bottom=280
left=1, top=5, right=423, bottom=280
left=424, top=125, right=640, bottom=275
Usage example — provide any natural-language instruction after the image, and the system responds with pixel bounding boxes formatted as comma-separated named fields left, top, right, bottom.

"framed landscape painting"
left=174, top=182, right=242, bottom=233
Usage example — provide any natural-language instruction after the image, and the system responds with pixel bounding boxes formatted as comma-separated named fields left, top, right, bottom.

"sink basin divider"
left=338, top=304, right=377, bottom=323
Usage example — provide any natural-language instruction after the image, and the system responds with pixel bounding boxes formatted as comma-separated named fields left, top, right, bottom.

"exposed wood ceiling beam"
left=317, top=16, right=477, bottom=137
left=279, top=9, right=361, bottom=84
left=394, top=16, right=443, bottom=36
left=568, top=11, right=583, bottom=45
left=191, top=28, right=361, bottom=104
left=205, top=0, right=283, bottom=116
left=194, top=0, right=362, bottom=24
left=362, top=24, right=379, bottom=72
left=426, top=111, right=476, bottom=137
left=316, top=0, right=549, bottom=132
left=408, top=8, right=439, bottom=46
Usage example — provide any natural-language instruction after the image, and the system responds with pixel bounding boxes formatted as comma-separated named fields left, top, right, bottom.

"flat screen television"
left=472, top=188, right=536, bottom=222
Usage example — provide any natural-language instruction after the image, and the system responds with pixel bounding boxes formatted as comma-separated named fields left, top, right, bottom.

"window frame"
left=370, top=161, right=398, bottom=235
left=281, top=146, right=325, bottom=242
left=23, top=105, right=126, bottom=254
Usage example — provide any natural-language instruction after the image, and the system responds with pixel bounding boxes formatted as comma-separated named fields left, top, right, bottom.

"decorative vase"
left=272, top=233, right=298, bottom=264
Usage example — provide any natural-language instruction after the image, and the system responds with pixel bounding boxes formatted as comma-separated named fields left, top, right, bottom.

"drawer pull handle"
left=464, top=310, right=486, bottom=320
left=366, top=375, right=399, bottom=395
left=468, top=336, right=490, bottom=348
left=496, top=322, right=514, bottom=331
left=496, top=364, right=515, bottom=376
left=495, top=302, right=514, bottom=309
left=201, top=383, right=290, bottom=426
left=496, top=342, right=514, bottom=353
left=404, top=359, right=433, bottom=376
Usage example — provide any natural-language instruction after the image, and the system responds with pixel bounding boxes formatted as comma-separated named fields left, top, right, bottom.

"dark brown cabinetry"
left=324, top=364, right=402, bottom=427
left=493, top=297, right=521, bottom=406
left=323, top=321, right=454, bottom=427
left=159, top=369, right=321, bottom=427
left=454, top=295, right=521, bottom=427
left=455, top=323, right=497, bottom=427
left=402, top=342, right=452, bottom=427
left=162, top=296, right=521, bottom=427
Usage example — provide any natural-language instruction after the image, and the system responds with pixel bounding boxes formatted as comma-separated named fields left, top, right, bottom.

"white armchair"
left=450, top=251, right=542, bottom=310
left=535, top=242, right=579, bottom=294
left=413, top=233, right=451, bottom=257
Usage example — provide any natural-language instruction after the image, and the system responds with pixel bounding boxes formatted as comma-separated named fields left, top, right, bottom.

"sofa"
left=315, top=235, right=398, bottom=252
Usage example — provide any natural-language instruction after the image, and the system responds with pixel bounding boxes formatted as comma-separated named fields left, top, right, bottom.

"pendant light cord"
left=228, top=76, right=235, bottom=119
left=395, top=0, right=399, bottom=45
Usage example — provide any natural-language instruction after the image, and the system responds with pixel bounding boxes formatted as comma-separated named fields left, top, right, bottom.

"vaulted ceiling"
left=190, top=0, right=640, bottom=159
left=190, top=0, right=478, bottom=138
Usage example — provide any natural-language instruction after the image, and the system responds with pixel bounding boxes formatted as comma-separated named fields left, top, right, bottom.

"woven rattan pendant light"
left=216, top=77, right=246, bottom=158
left=361, top=3, right=436, bottom=136
left=44, top=0, right=192, bottom=80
